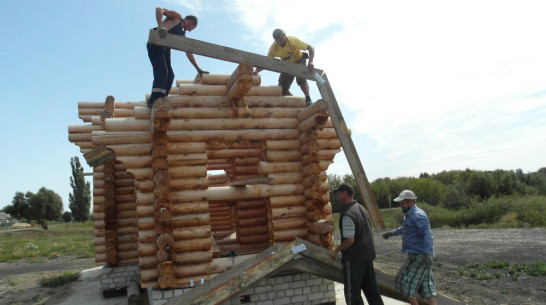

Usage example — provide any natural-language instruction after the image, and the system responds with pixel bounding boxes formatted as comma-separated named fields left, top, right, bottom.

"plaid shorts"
left=395, top=253, right=437, bottom=298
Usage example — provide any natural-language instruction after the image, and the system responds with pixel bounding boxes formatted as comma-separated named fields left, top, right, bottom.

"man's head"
left=334, top=182, right=354, bottom=204
left=183, top=15, right=198, bottom=32
left=393, top=190, right=417, bottom=212
left=272, top=28, right=286, bottom=46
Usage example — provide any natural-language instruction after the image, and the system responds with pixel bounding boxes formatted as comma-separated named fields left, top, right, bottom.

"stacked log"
left=149, top=98, right=177, bottom=289
left=208, top=201, right=234, bottom=232
left=67, top=66, right=347, bottom=290
left=112, top=161, right=138, bottom=265
left=226, top=61, right=254, bottom=102
left=259, top=139, right=306, bottom=245
left=234, top=198, right=268, bottom=245
left=297, top=100, right=335, bottom=249
left=93, top=163, right=113, bottom=265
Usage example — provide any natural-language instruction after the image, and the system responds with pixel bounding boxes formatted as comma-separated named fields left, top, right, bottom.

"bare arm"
left=186, top=52, right=208, bottom=76
left=186, top=52, right=200, bottom=70
left=330, top=237, right=354, bottom=259
left=156, top=7, right=182, bottom=30
left=306, top=44, right=315, bottom=72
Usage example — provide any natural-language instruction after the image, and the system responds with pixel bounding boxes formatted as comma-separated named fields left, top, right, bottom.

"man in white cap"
left=253, top=28, right=315, bottom=105
left=383, top=190, right=437, bottom=305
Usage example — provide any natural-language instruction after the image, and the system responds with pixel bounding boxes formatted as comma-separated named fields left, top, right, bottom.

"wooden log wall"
left=207, top=172, right=235, bottom=234
left=68, top=62, right=344, bottom=289
left=91, top=98, right=139, bottom=266
left=296, top=100, right=337, bottom=250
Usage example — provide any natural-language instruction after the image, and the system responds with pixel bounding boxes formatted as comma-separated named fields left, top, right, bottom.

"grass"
left=464, top=260, right=546, bottom=281
left=39, top=272, right=80, bottom=287
left=0, top=221, right=94, bottom=262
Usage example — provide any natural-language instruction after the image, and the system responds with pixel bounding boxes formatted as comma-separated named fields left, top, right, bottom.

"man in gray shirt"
left=330, top=183, right=384, bottom=305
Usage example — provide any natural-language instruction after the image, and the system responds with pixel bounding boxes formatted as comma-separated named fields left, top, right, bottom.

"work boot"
left=305, top=96, right=312, bottom=106
left=147, top=92, right=164, bottom=108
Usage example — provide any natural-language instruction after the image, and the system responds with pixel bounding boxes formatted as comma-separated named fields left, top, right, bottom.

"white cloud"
left=229, top=0, right=546, bottom=177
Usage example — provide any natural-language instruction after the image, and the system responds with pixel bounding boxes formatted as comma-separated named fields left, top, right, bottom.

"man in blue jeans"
left=383, top=190, right=437, bottom=305
left=331, top=183, right=384, bottom=305
left=147, top=7, right=208, bottom=108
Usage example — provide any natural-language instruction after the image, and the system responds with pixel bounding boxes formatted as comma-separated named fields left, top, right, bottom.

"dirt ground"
left=0, top=228, right=544, bottom=305
left=0, top=256, right=95, bottom=305
left=372, top=228, right=546, bottom=305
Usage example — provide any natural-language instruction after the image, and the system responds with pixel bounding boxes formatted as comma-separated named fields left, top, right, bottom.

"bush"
left=426, top=195, right=546, bottom=228
left=39, top=272, right=80, bottom=287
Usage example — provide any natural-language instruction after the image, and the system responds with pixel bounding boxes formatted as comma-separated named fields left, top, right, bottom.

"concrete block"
left=152, top=289, right=163, bottom=300
left=290, top=280, right=307, bottom=289
left=273, top=297, right=291, bottom=305
left=273, top=283, right=289, bottom=291
left=174, top=289, right=183, bottom=297
left=254, top=285, right=272, bottom=294
left=258, top=293, right=268, bottom=301
left=291, top=294, right=308, bottom=303
left=307, top=277, right=323, bottom=286
left=308, top=292, right=325, bottom=301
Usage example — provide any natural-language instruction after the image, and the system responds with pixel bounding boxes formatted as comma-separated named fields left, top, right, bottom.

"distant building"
left=0, top=212, right=15, bottom=226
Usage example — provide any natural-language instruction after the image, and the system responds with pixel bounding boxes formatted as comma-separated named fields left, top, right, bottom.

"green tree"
left=25, top=187, right=63, bottom=228
left=467, top=171, right=496, bottom=200
left=370, top=177, right=393, bottom=209
left=327, top=173, right=342, bottom=212
left=69, top=156, right=91, bottom=222
left=4, top=192, right=30, bottom=220
left=526, top=172, right=546, bottom=195
left=62, top=211, right=73, bottom=223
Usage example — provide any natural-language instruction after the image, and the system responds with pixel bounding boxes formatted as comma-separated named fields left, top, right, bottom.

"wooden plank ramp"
left=164, top=238, right=462, bottom=305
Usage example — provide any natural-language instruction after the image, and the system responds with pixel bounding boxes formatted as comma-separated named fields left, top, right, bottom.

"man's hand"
left=330, top=249, right=340, bottom=260
left=308, top=62, right=314, bottom=72
left=196, top=67, right=209, bottom=77
left=158, top=26, right=167, bottom=38
left=382, top=232, right=393, bottom=240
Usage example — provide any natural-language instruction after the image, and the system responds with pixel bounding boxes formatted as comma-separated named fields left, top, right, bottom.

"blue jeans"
left=147, top=44, right=174, bottom=106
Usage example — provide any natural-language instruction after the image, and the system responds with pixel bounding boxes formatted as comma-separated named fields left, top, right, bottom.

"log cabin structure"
left=67, top=30, right=398, bottom=305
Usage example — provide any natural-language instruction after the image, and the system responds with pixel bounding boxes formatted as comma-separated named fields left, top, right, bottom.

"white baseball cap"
left=393, top=190, right=417, bottom=202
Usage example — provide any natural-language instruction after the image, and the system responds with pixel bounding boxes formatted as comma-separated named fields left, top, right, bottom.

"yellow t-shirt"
left=266, top=36, right=308, bottom=63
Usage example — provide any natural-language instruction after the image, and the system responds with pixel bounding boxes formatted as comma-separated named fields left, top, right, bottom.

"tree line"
left=2, top=157, right=91, bottom=226
left=328, top=167, right=546, bottom=212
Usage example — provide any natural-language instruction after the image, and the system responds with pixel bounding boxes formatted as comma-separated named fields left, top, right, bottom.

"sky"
left=1, top=0, right=545, bottom=211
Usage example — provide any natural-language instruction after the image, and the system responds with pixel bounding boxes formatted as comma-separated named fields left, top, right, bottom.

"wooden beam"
left=166, top=241, right=299, bottom=305
left=316, top=73, right=386, bottom=231
left=147, top=29, right=323, bottom=81
left=225, top=177, right=272, bottom=186
left=83, top=145, right=116, bottom=167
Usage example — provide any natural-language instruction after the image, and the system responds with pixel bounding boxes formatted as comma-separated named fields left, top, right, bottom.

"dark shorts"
left=395, top=253, right=436, bottom=298
left=278, top=57, right=307, bottom=95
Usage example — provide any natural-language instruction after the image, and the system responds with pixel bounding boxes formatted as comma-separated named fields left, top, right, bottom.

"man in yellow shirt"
left=253, top=29, right=315, bottom=105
